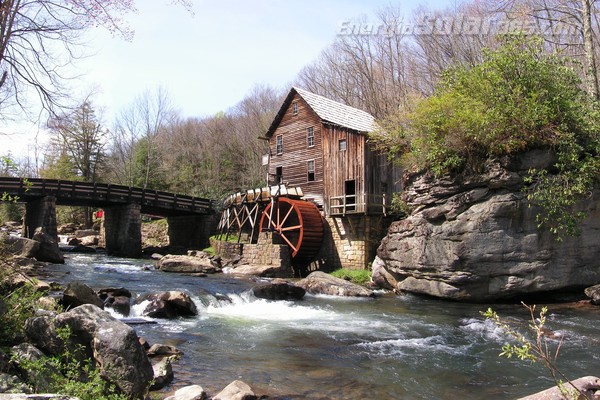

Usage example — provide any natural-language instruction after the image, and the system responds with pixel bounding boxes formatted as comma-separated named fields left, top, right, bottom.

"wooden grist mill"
left=216, top=185, right=324, bottom=266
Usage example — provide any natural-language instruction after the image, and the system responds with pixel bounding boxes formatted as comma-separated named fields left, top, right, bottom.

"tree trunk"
left=582, top=0, right=599, bottom=100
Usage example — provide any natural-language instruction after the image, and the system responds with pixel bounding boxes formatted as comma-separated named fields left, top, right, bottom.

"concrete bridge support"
left=103, top=203, right=142, bottom=258
left=167, top=214, right=216, bottom=250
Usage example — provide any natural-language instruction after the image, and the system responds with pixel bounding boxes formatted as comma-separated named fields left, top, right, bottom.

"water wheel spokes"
left=259, top=197, right=324, bottom=263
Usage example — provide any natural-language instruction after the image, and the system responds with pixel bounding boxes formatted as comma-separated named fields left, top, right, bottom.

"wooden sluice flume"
left=217, top=185, right=324, bottom=264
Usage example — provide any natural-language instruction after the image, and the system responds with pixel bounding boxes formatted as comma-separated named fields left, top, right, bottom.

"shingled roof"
left=265, top=87, right=376, bottom=137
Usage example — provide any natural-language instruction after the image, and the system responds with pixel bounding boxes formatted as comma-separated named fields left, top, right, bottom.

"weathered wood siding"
left=268, top=93, right=324, bottom=205
left=322, top=125, right=366, bottom=201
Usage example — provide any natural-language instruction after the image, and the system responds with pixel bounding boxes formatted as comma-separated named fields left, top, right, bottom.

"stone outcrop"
left=98, top=287, right=132, bottom=316
left=137, top=291, right=198, bottom=319
left=252, top=279, right=306, bottom=301
left=376, top=151, right=600, bottom=301
left=24, top=304, right=153, bottom=399
left=156, top=253, right=220, bottom=274
left=296, top=271, right=374, bottom=297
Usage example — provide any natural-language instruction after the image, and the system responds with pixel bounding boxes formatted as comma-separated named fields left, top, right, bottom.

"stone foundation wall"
left=210, top=237, right=243, bottom=260
left=242, top=232, right=291, bottom=268
left=317, top=215, right=395, bottom=270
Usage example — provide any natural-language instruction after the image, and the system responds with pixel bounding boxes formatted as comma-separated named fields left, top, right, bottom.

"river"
left=44, top=252, right=600, bottom=399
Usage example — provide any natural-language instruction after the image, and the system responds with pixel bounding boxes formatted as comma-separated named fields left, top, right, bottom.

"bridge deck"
left=0, top=177, right=212, bottom=216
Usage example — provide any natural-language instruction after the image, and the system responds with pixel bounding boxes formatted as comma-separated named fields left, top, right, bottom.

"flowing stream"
left=44, top=253, right=600, bottom=399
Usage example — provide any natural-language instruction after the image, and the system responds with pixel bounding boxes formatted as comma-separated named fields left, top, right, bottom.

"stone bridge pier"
left=22, top=195, right=64, bottom=263
left=101, top=207, right=217, bottom=258
left=102, top=204, right=143, bottom=258
left=22, top=198, right=216, bottom=259
left=167, top=214, right=216, bottom=250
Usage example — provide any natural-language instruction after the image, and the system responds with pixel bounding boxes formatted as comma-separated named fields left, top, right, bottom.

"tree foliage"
left=371, top=35, right=600, bottom=239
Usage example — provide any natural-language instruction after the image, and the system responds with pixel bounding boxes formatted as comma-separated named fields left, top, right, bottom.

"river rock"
left=150, top=356, right=174, bottom=390
left=156, top=254, right=219, bottom=273
left=213, top=380, right=257, bottom=400
left=25, top=304, right=153, bottom=399
left=229, top=263, right=291, bottom=277
left=78, top=235, right=98, bottom=246
left=32, top=229, right=64, bottom=264
left=376, top=153, right=600, bottom=302
left=98, top=288, right=132, bottom=316
left=0, top=372, right=30, bottom=394
left=61, top=281, right=104, bottom=309
left=1, top=235, right=40, bottom=259
left=164, top=385, right=207, bottom=400
left=252, top=280, right=305, bottom=300
left=147, top=343, right=183, bottom=357
left=371, top=255, right=402, bottom=291
left=517, top=375, right=600, bottom=399
left=138, top=291, right=198, bottom=319
left=296, top=271, right=374, bottom=297
left=585, top=285, right=600, bottom=305
left=10, top=343, right=55, bottom=392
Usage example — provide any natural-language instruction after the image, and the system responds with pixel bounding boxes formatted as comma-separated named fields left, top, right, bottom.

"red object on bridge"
left=95, top=209, right=104, bottom=219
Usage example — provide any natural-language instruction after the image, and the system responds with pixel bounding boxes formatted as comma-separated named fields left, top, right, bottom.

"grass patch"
left=330, top=269, right=372, bottom=285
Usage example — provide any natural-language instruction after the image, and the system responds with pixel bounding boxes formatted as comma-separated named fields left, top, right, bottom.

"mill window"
left=307, top=127, right=315, bottom=147
left=307, top=160, right=315, bottom=182
left=276, top=135, right=283, bottom=155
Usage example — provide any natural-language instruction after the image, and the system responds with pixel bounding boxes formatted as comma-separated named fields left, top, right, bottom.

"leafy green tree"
left=372, top=35, right=600, bottom=239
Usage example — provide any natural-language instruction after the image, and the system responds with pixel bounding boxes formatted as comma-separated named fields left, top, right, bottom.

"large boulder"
left=32, top=229, right=64, bottom=264
left=251, top=280, right=305, bottom=301
left=1, top=235, right=40, bottom=259
left=156, top=254, right=220, bottom=273
left=25, top=304, right=153, bottom=399
left=137, top=291, right=197, bottom=319
left=376, top=153, right=600, bottom=302
left=296, top=271, right=374, bottom=297
left=61, top=281, right=104, bottom=310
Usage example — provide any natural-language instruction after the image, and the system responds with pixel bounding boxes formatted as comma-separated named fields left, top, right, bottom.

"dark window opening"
left=275, top=166, right=283, bottom=184
left=345, top=180, right=356, bottom=212
left=307, top=160, right=315, bottom=182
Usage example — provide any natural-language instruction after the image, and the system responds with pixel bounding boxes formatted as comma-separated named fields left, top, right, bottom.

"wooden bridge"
left=0, top=177, right=216, bottom=259
left=0, top=177, right=213, bottom=216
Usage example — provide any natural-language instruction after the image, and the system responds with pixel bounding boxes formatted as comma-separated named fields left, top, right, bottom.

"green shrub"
left=0, top=254, right=43, bottom=346
left=373, top=35, right=600, bottom=239
left=13, top=326, right=128, bottom=400
left=330, top=268, right=372, bottom=285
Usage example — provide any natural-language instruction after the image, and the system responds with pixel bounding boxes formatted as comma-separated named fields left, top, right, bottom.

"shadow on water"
left=43, top=253, right=600, bottom=400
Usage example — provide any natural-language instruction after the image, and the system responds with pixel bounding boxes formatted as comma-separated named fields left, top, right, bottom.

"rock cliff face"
left=376, top=150, right=600, bottom=301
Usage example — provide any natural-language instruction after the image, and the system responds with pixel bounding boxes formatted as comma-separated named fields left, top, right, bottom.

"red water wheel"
left=259, top=197, right=324, bottom=264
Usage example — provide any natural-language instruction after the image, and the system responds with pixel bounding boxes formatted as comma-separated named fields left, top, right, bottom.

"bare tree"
left=108, top=86, right=177, bottom=189
left=494, top=0, right=600, bottom=99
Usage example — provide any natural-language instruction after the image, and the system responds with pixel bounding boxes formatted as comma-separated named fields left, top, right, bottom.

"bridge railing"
left=0, top=177, right=212, bottom=215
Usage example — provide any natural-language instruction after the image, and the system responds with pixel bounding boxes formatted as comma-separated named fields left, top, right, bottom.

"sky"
left=2, top=0, right=456, bottom=160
